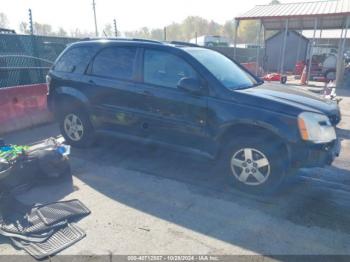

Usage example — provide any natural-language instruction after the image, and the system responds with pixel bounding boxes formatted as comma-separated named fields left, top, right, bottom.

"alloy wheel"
left=63, top=113, right=84, bottom=141
left=230, top=148, right=270, bottom=186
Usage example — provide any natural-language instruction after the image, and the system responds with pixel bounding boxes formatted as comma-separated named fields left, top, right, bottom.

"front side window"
left=92, top=47, right=137, bottom=80
left=54, top=46, right=95, bottom=73
left=185, top=48, right=258, bottom=90
left=144, top=49, right=197, bottom=89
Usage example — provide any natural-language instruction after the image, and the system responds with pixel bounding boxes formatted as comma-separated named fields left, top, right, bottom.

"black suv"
left=47, top=39, right=341, bottom=193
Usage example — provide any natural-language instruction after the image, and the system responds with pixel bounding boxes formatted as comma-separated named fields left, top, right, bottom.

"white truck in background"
left=189, top=35, right=229, bottom=47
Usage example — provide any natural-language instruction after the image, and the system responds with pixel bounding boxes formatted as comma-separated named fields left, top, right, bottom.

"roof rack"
left=169, top=41, right=199, bottom=47
left=0, top=28, right=16, bottom=34
left=131, top=38, right=163, bottom=44
left=81, top=37, right=163, bottom=44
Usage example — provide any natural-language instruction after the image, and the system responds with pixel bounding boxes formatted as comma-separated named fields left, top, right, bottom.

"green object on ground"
left=0, top=145, right=29, bottom=162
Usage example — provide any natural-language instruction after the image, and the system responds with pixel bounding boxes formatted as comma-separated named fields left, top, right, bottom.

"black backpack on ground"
left=0, top=140, right=71, bottom=195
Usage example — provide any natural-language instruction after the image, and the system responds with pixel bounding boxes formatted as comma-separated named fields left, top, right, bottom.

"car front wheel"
left=222, top=138, right=287, bottom=194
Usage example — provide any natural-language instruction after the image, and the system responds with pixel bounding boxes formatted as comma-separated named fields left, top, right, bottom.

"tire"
left=59, top=108, right=95, bottom=148
left=280, top=76, right=287, bottom=84
left=220, top=137, right=288, bottom=195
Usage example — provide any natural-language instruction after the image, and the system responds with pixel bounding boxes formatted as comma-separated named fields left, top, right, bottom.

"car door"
left=139, top=48, right=210, bottom=153
left=85, top=45, right=150, bottom=138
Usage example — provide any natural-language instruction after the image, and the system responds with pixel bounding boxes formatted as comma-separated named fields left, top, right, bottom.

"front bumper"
left=290, top=139, right=341, bottom=168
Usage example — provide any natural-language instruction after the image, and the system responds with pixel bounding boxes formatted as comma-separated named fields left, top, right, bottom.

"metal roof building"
left=234, top=0, right=350, bottom=86
left=265, top=31, right=309, bottom=72
left=236, top=0, right=350, bottom=30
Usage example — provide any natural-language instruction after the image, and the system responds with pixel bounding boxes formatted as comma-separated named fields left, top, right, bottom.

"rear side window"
left=91, top=47, right=137, bottom=80
left=144, top=49, right=197, bottom=89
left=54, top=46, right=95, bottom=73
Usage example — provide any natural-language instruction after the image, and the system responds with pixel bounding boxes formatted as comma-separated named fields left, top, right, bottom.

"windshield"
left=185, top=48, right=258, bottom=90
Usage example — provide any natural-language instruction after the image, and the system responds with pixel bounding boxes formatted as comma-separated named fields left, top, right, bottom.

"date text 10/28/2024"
left=127, top=256, right=219, bottom=261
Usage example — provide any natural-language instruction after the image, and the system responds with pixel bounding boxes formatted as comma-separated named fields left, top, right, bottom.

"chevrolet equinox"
left=47, top=39, right=341, bottom=193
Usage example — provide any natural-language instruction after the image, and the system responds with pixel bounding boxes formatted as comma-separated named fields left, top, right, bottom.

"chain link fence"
left=0, top=34, right=78, bottom=88
left=0, top=34, right=266, bottom=88
left=209, top=47, right=264, bottom=63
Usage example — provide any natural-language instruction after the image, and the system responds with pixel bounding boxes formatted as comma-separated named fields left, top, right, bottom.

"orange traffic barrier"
left=0, top=83, right=52, bottom=135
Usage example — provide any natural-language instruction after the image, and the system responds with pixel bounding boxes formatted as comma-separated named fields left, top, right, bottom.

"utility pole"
left=164, top=27, right=167, bottom=41
left=28, top=8, right=33, bottom=35
left=113, top=19, right=117, bottom=37
left=92, top=0, right=98, bottom=37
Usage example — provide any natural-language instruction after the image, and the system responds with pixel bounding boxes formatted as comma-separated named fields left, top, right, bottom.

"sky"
left=2, top=0, right=309, bottom=34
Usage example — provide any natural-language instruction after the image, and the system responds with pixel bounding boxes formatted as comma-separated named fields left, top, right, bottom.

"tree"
left=222, top=20, right=235, bottom=40
left=56, top=27, right=68, bottom=37
left=123, top=16, right=273, bottom=43
left=166, top=22, right=182, bottom=41
left=70, top=28, right=95, bottom=38
left=180, top=16, right=209, bottom=40
left=103, top=24, right=114, bottom=37
left=124, top=16, right=240, bottom=43
left=33, top=22, right=53, bottom=35
left=237, top=20, right=259, bottom=43
left=125, top=27, right=151, bottom=39
left=0, top=13, right=9, bottom=28
left=150, top=29, right=164, bottom=41
left=207, top=20, right=221, bottom=36
left=269, top=0, right=281, bottom=4
left=19, top=22, right=30, bottom=34
left=19, top=22, right=68, bottom=36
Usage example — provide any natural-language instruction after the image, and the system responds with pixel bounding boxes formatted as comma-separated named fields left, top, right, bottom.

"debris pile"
left=0, top=138, right=90, bottom=259
left=0, top=198, right=90, bottom=259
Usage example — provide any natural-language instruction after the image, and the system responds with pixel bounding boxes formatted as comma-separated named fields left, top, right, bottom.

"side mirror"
left=177, top=77, right=201, bottom=94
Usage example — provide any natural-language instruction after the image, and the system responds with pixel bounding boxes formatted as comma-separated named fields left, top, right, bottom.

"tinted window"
left=185, top=48, right=258, bottom=90
left=144, top=50, right=197, bottom=89
left=54, top=46, right=95, bottom=73
left=92, top=47, right=137, bottom=80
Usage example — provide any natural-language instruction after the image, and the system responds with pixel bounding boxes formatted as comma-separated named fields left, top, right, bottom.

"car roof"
left=68, top=38, right=200, bottom=50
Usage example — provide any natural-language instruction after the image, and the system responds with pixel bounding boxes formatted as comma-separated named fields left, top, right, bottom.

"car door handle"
left=88, top=79, right=96, bottom=84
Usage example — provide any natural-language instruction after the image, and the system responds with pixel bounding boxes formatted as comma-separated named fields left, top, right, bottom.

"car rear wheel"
left=222, top=137, right=287, bottom=194
left=59, top=109, right=95, bottom=148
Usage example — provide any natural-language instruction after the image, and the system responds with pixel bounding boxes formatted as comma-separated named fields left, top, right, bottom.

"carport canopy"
left=234, top=0, right=350, bottom=86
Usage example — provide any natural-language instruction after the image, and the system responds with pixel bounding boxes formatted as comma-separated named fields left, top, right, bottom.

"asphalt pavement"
left=1, top=89, right=350, bottom=259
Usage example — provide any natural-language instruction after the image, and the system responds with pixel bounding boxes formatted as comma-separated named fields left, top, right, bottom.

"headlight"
left=298, top=112, right=336, bottom=143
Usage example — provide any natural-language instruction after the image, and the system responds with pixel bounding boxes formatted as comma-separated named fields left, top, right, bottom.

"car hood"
left=236, top=83, right=340, bottom=122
